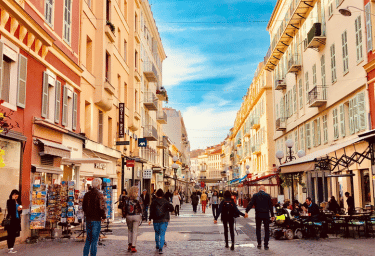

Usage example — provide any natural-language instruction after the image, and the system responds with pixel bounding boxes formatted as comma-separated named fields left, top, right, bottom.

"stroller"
left=271, top=207, right=304, bottom=240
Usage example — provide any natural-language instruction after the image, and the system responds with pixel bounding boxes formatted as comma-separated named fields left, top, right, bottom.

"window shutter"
left=42, top=72, right=49, bottom=118
left=0, top=41, right=3, bottom=99
left=306, top=123, right=311, bottom=149
left=323, top=115, right=328, bottom=144
left=64, top=0, right=72, bottom=44
left=293, top=84, right=297, bottom=114
left=72, top=92, right=77, bottom=130
left=289, top=90, right=293, bottom=117
left=285, top=91, right=289, bottom=118
left=321, top=55, right=326, bottom=99
left=317, top=117, right=321, bottom=146
left=294, top=130, right=298, bottom=151
left=62, top=85, right=68, bottom=126
left=333, top=108, right=339, bottom=139
left=349, top=98, right=354, bottom=134
left=17, top=54, right=28, bottom=108
left=305, top=72, right=309, bottom=102
left=312, top=64, right=317, bottom=87
left=54, top=80, right=61, bottom=123
left=358, top=92, right=366, bottom=130
left=355, top=16, right=363, bottom=62
left=365, top=3, right=373, bottom=52
left=299, top=79, right=303, bottom=109
left=280, top=97, right=284, bottom=119
left=331, top=44, right=336, bottom=83
left=300, top=126, right=305, bottom=151
left=342, top=31, right=349, bottom=73
left=353, top=96, right=359, bottom=133
left=339, top=104, right=345, bottom=137
left=312, top=121, right=316, bottom=147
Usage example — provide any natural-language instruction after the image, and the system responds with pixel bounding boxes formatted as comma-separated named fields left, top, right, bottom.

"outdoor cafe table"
left=331, top=214, right=370, bottom=238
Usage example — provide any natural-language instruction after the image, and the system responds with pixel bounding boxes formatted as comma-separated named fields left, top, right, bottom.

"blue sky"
left=150, top=0, right=277, bottom=150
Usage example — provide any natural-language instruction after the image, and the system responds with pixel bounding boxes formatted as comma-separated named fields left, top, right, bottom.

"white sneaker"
left=8, top=249, right=17, bottom=254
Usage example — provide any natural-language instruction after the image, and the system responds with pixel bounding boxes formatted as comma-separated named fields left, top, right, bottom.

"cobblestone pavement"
left=1, top=204, right=374, bottom=255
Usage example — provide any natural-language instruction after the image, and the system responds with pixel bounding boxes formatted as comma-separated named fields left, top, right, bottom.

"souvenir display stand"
left=102, top=178, right=112, bottom=233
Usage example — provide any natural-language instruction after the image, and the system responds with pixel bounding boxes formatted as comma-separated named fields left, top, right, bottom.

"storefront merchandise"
left=47, top=184, right=61, bottom=223
left=103, top=178, right=112, bottom=219
left=30, top=184, right=47, bottom=229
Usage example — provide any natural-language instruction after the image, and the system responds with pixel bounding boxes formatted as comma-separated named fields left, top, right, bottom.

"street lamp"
left=275, top=140, right=306, bottom=202
left=339, top=6, right=375, bottom=17
left=172, top=156, right=179, bottom=192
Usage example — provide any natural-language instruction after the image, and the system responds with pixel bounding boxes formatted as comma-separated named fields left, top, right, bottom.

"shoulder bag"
left=1, top=208, right=11, bottom=228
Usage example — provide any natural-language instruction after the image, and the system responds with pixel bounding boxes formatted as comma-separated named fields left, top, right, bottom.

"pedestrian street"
left=0, top=204, right=373, bottom=256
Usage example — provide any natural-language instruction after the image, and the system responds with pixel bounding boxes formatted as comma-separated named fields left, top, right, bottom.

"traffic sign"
left=126, top=160, right=135, bottom=167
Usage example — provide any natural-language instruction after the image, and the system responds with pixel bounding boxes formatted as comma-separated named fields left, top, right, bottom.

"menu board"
left=47, top=184, right=61, bottom=223
left=103, top=178, right=112, bottom=219
left=30, top=184, right=47, bottom=229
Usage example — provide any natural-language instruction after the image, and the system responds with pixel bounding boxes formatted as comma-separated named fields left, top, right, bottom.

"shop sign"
left=94, top=163, right=106, bottom=169
left=119, top=103, right=125, bottom=138
left=126, top=160, right=135, bottom=167
left=143, top=169, right=152, bottom=179
left=138, top=138, right=147, bottom=147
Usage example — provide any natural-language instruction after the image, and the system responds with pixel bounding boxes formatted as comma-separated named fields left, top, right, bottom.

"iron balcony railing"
left=275, top=78, right=286, bottom=90
left=143, top=61, right=158, bottom=82
left=276, top=117, right=286, bottom=131
left=287, top=54, right=301, bottom=73
left=307, top=23, right=322, bottom=45
left=143, top=125, right=158, bottom=141
left=143, top=92, right=158, bottom=111
left=156, top=110, right=167, bottom=124
left=308, top=86, right=327, bottom=107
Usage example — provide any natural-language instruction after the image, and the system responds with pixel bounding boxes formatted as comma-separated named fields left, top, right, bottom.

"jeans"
left=212, top=204, right=219, bottom=219
left=192, top=204, right=197, bottom=213
left=143, top=206, right=149, bottom=220
left=126, top=214, right=142, bottom=246
left=174, top=205, right=180, bottom=216
left=83, top=221, right=101, bottom=256
left=223, top=219, right=235, bottom=245
left=255, top=217, right=270, bottom=246
left=153, top=222, right=168, bottom=250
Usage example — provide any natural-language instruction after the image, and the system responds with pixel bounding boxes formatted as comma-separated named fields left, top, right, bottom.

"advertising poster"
left=30, top=184, right=47, bottom=229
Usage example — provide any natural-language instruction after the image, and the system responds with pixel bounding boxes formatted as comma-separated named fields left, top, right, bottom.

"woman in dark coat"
left=191, top=192, right=199, bottom=213
left=5, top=189, right=22, bottom=254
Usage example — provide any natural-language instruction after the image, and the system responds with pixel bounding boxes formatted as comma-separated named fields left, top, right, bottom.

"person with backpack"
left=149, top=189, right=174, bottom=254
left=245, top=185, right=275, bottom=250
left=214, top=190, right=248, bottom=250
left=124, top=186, right=144, bottom=253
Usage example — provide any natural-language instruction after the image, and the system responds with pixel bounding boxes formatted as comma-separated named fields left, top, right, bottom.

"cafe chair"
left=348, top=215, right=366, bottom=238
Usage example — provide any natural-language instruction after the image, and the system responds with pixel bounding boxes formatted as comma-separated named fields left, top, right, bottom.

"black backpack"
left=222, top=200, right=239, bottom=218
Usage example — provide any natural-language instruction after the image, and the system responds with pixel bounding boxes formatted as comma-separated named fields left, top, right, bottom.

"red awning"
left=244, top=173, right=278, bottom=186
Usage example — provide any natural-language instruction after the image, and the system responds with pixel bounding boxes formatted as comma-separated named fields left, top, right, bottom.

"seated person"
left=291, top=200, right=302, bottom=217
left=305, top=197, right=320, bottom=221
left=325, top=196, right=340, bottom=213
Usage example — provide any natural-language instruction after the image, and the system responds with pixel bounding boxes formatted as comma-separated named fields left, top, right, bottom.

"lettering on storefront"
left=119, top=103, right=125, bottom=138
left=94, top=163, right=106, bottom=170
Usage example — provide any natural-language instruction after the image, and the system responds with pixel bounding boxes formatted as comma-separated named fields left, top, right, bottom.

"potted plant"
left=106, top=20, right=115, bottom=33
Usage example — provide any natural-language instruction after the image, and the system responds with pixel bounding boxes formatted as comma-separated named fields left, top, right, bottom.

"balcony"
left=104, top=78, right=115, bottom=95
left=276, top=118, right=286, bottom=131
left=251, top=116, right=260, bottom=129
left=143, top=125, right=158, bottom=141
left=134, top=67, right=141, bottom=81
left=252, top=145, right=261, bottom=155
left=306, top=23, right=326, bottom=51
left=134, top=29, right=141, bottom=43
left=287, top=54, right=301, bottom=73
left=156, top=110, right=167, bottom=124
left=236, top=139, right=242, bottom=147
left=157, top=136, right=168, bottom=149
left=143, top=92, right=158, bottom=111
left=143, top=61, right=158, bottom=82
left=308, top=86, right=327, bottom=107
left=156, top=87, right=168, bottom=101
left=275, top=79, right=286, bottom=90
left=105, top=22, right=115, bottom=43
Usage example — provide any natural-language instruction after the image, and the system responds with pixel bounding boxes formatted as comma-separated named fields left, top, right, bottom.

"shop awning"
left=31, top=165, right=63, bottom=175
left=239, top=174, right=247, bottom=183
left=229, top=178, right=239, bottom=184
left=244, top=174, right=278, bottom=186
left=37, top=139, right=71, bottom=158
left=280, top=134, right=372, bottom=174
left=62, top=158, right=110, bottom=164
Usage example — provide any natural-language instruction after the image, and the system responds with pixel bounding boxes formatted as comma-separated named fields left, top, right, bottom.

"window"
left=124, top=0, right=127, bottom=20
left=45, top=0, right=54, bottom=27
left=339, top=104, right=345, bottom=137
left=84, top=101, right=91, bottom=138
left=54, top=80, right=61, bottom=123
left=105, top=52, right=110, bottom=82
left=294, top=130, right=298, bottom=152
left=299, top=79, right=303, bottom=109
left=349, top=92, right=366, bottom=134
left=330, top=44, right=337, bottom=83
left=118, top=28, right=121, bottom=52
left=286, top=90, right=289, bottom=118
left=305, top=72, right=309, bottom=102
left=300, top=126, right=305, bottom=151
left=108, top=117, right=113, bottom=147
left=333, top=108, right=339, bottom=140
left=312, top=64, right=317, bottom=87
left=1, top=56, right=12, bottom=104
left=293, top=84, right=297, bottom=114
left=63, top=0, right=72, bottom=44
left=321, top=54, right=326, bottom=98
left=323, top=115, right=328, bottom=144
left=306, top=122, right=311, bottom=149
left=135, top=50, right=138, bottom=68
left=316, top=117, right=321, bottom=146
left=312, top=120, right=316, bottom=147
left=365, top=3, right=373, bottom=52
left=106, top=0, right=110, bottom=21
left=124, top=40, right=127, bottom=63
left=98, top=110, right=103, bottom=143
left=86, top=36, right=93, bottom=73
left=328, top=1, right=333, bottom=18
left=355, top=16, right=363, bottom=62
left=342, top=30, right=349, bottom=74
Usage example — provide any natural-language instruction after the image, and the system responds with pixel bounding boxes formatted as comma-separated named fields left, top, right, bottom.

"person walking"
left=214, top=190, right=247, bottom=250
left=141, top=189, right=150, bottom=221
left=172, top=191, right=181, bottom=216
left=164, top=190, right=172, bottom=203
left=245, top=185, right=275, bottom=250
left=149, top=189, right=174, bottom=254
left=191, top=192, right=199, bottom=213
left=124, top=186, right=143, bottom=253
left=200, top=191, right=208, bottom=213
left=345, top=192, right=355, bottom=215
left=210, top=191, right=219, bottom=219
left=207, top=190, right=212, bottom=206
left=117, top=189, right=128, bottom=223
left=83, top=178, right=106, bottom=256
left=5, top=190, right=22, bottom=254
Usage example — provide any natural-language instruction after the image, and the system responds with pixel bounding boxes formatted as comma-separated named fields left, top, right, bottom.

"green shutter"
left=349, top=99, right=354, bottom=134
left=317, top=117, right=321, bottom=146
left=54, top=80, right=61, bottom=123
left=339, top=104, right=345, bottom=137
left=73, top=92, right=77, bottom=130
left=17, top=54, right=28, bottom=108
left=312, top=121, right=316, bottom=147
left=41, top=72, right=49, bottom=118
left=62, top=85, right=68, bottom=126
left=306, top=123, right=311, bottom=149
left=365, top=3, right=373, bottom=52
left=358, top=92, right=366, bottom=130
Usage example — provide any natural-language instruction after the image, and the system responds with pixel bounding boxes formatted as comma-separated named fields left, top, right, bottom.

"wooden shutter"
left=342, top=31, right=349, bottom=73
left=54, top=80, right=61, bottom=123
left=41, top=72, right=49, bottom=118
left=323, top=115, right=328, bottom=144
left=339, top=104, right=345, bottom=137
left=293, top=84, right=297, bottom=114
left=305, top=72, right=309, bottom=102
left=62, top=85, right=68, bottom=126
left=300, top=126, right=304, bottom=151
left=333, top=108, right=339, bottom=140
left=299, top=79, right=303, bottom=109
left=312, top=121, right=316, bottom=147
left=365, top=3, right=373, bottom=52
left=353, top=96, right=359, bottom=133
left=0, top=41, right=4, bottom=99
left=317, top=117, right=321, bottom=146
left=72, top=92, right=77, bottom=130
left=17, top=54, right=28, bottom=108
left=349, top=98, right=354, bottom=134
left=355, top=16, right=363, bottom=62
left=294, top=130, right=298, bottom=151
left=306, top=123, right=311, bottom=149
left=358, top=92, right=366, bottom=131
left=331, top=44, right=336, bottom=83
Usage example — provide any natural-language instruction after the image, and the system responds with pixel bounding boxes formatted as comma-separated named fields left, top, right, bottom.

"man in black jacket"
left=246, top=185, right=274, bottom=250
left=345, top=192, right=355, bottom=215
left=141, top=189, right=151, bottom=221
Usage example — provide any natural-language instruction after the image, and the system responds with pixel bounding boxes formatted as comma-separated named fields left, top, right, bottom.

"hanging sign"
left=119, top=103, right=125, bottom=138
left=138, top=138, right=147, bottom=147
left=126, top=160, right=135, bottom=167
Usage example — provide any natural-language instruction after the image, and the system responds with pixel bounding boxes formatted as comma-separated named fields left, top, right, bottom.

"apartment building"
left=230, top=62, right=276, bottom=196
left=267, top=0, right=374, bottom=207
